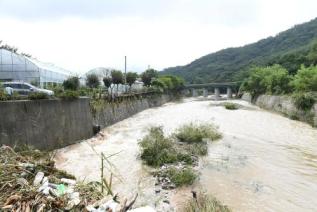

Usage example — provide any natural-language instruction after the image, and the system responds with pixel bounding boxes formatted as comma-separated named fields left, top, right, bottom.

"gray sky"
left=0, top=0, right=316, bottom=74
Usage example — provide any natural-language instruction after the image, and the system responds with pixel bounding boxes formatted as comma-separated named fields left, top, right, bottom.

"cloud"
left=0, top=0, right=316, bottom=74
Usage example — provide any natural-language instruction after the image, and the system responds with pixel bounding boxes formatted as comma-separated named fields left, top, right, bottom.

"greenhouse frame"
left=0, top=49, right=72, bottom=87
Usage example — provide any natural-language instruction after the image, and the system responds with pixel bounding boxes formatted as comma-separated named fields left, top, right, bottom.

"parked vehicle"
left=2, top=82, right=54, bottom=96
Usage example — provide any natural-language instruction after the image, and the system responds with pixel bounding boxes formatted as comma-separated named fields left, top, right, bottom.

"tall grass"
left=223, top=102, right=239, bottom=110
left=174, top=123, right=222, bottom=144
left=139, top=127, right=193, bottom=167
left=183, top=193, right=230, bottom=212
left=166, top=167, right=197, bottom=187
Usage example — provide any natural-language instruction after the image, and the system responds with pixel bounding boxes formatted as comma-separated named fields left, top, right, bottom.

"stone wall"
left=242, top=93, right=317, bottom=127
left=0, top=94, right=172, bottom=150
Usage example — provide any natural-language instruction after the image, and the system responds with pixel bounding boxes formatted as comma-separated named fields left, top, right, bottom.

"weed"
left=166, top=167, right=197, bottom=187
left=223, top=102, right=239, bottom=110
left=174, top=123, right=222, bottom=144
left=28, top=92, right=49, bottom=100
left=292, top=92, right=316, bottom=111
left=183, top=193, right=230, bottom=212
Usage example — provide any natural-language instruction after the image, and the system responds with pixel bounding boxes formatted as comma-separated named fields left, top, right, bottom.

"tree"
left=141, top=69, right=158, bottom=86
left=111, top=70, right=124, bottom=94
left=152, top=75, right=185, bottom=92
left=103, top=77, right=112, bottom=88
left=126, top=72, right=138, bottom=88
left=111, top=70, right=124, bottom=85
left=86, top=74, right=100, bottom=88
left=241, top=65, right=293, bottom=97
left=63, top=76, right=80, bottom=91
left=292, top=65, right=317, bottom=92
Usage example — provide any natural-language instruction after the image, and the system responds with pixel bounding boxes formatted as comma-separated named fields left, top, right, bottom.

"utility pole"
left=124, top=56, right=127, bottom=84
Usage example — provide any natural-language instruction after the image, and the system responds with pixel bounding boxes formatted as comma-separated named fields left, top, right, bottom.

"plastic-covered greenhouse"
left=0, top=49, right=72, bottom=87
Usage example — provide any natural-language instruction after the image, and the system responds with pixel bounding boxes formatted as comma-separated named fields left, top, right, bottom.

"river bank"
left=241, top=93, right=317, bottom=127
left=0, top=93, right=172, bottom=150
left=55, top=97, right=317, bottom=211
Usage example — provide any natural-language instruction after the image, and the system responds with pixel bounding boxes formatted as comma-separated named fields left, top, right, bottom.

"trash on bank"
left=0, top=145, right=154, bottom=211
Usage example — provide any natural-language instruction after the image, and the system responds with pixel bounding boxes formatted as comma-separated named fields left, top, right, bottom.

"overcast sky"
left=0, top=0, right=316, bottom=74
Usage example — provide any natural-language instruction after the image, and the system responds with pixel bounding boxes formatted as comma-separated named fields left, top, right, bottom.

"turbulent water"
left=55, top=98, right=317, bottom=211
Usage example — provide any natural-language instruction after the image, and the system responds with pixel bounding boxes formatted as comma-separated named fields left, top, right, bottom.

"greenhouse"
left=0, top=48, right=72, bottom=87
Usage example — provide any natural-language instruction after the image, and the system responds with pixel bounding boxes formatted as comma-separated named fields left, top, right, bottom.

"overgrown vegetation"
left=223, top=102, right=239, bottom=110
left=292, top=92, right=316, bottom=111
left=183, top=193, right=230, bottom=212
left=57, top=90, right=80, bottom=100
left=240, top=65, right=293, bottom=98
left=241, top=64, right=317, bottom=111
left=139, top=124, right=222, bottom=187
left=165, top=167, right=197, bottom=187
left=63, top=76, right=80, bottom=91
left=174, top=123, right=222, bottom=144
left=28, top=92, right=49, bottom=100
left=139, top=127, right=192, bottom=167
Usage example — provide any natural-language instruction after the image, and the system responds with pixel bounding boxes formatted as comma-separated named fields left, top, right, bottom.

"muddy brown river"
left=55, top=98, right=317, bottom=211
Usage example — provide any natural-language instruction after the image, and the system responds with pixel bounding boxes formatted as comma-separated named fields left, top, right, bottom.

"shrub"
left=63, top=76, right=80, bottom=90
left=139, top=127, right=175, bottom=167
left=111, top=70, right=124, bottom=85
left=0, top=89, right=8, bottom=101
left=224, top=102, right=239, bottom=110
left=86, top=74, right=100, bottom=88
left=292, top=92, right=316, bottom=111
left=58, top=90, right=79, bottom=100
left=141, top=69, right=158, bottom=86
left=28, top=92, right=49, bottom=100
left=183, top=193, right=230, bottom=212
left=185, top=143, right=208, bottom=156
left=241, top=65, right=293, bottom=97
left=166, top=167, right=197, bottom=187
left=174, top=123, right=222, bottom=144
left=103, top=77, right=112, bottom=89
left=139, top=127, right=195, bottom=167
left=126, top=72, right=138, bottom=87
left=292, top=65, right=317, bottom=92
left=52, top=85, right=64, bottom=96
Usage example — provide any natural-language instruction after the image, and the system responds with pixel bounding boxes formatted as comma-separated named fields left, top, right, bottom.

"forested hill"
left=161, top=17, right=317, bottom=83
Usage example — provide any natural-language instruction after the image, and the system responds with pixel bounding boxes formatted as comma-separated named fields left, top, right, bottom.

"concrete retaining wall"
left=0, top=94, right=171, bottom=150
left=0, top=98, right=94, bottom=150
left=92, top=94, right=171, bottom=128
left=242, top=93, right=317, bottom=127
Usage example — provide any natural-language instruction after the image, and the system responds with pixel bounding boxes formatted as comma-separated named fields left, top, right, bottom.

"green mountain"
left=161, top=17, right=317, bottom=83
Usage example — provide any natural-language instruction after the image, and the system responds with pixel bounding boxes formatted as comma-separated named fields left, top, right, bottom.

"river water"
left=55, top=98, right=317, bottom=211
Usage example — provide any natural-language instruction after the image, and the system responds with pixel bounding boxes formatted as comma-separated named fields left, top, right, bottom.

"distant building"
left=0, top=49, right=72, bottom=87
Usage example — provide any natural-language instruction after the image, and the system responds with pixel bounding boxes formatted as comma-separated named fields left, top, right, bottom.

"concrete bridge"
left=184, top=82, right=240, bottom=100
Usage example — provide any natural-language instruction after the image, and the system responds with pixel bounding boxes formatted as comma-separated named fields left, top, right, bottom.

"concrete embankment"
left=92, top=94, right=171, bottom=128
left=0, top=94, right=171, bottom=150
left=242, top=93, right=317, bottom=127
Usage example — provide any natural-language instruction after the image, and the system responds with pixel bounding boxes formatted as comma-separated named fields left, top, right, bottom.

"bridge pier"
left=227, top=87, right=232, bottom=99
left=214, top=88, right=220, bottom=100
left=192, top=89, right=197, bottom=97
left=203, top=89, right=208, bottom=98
